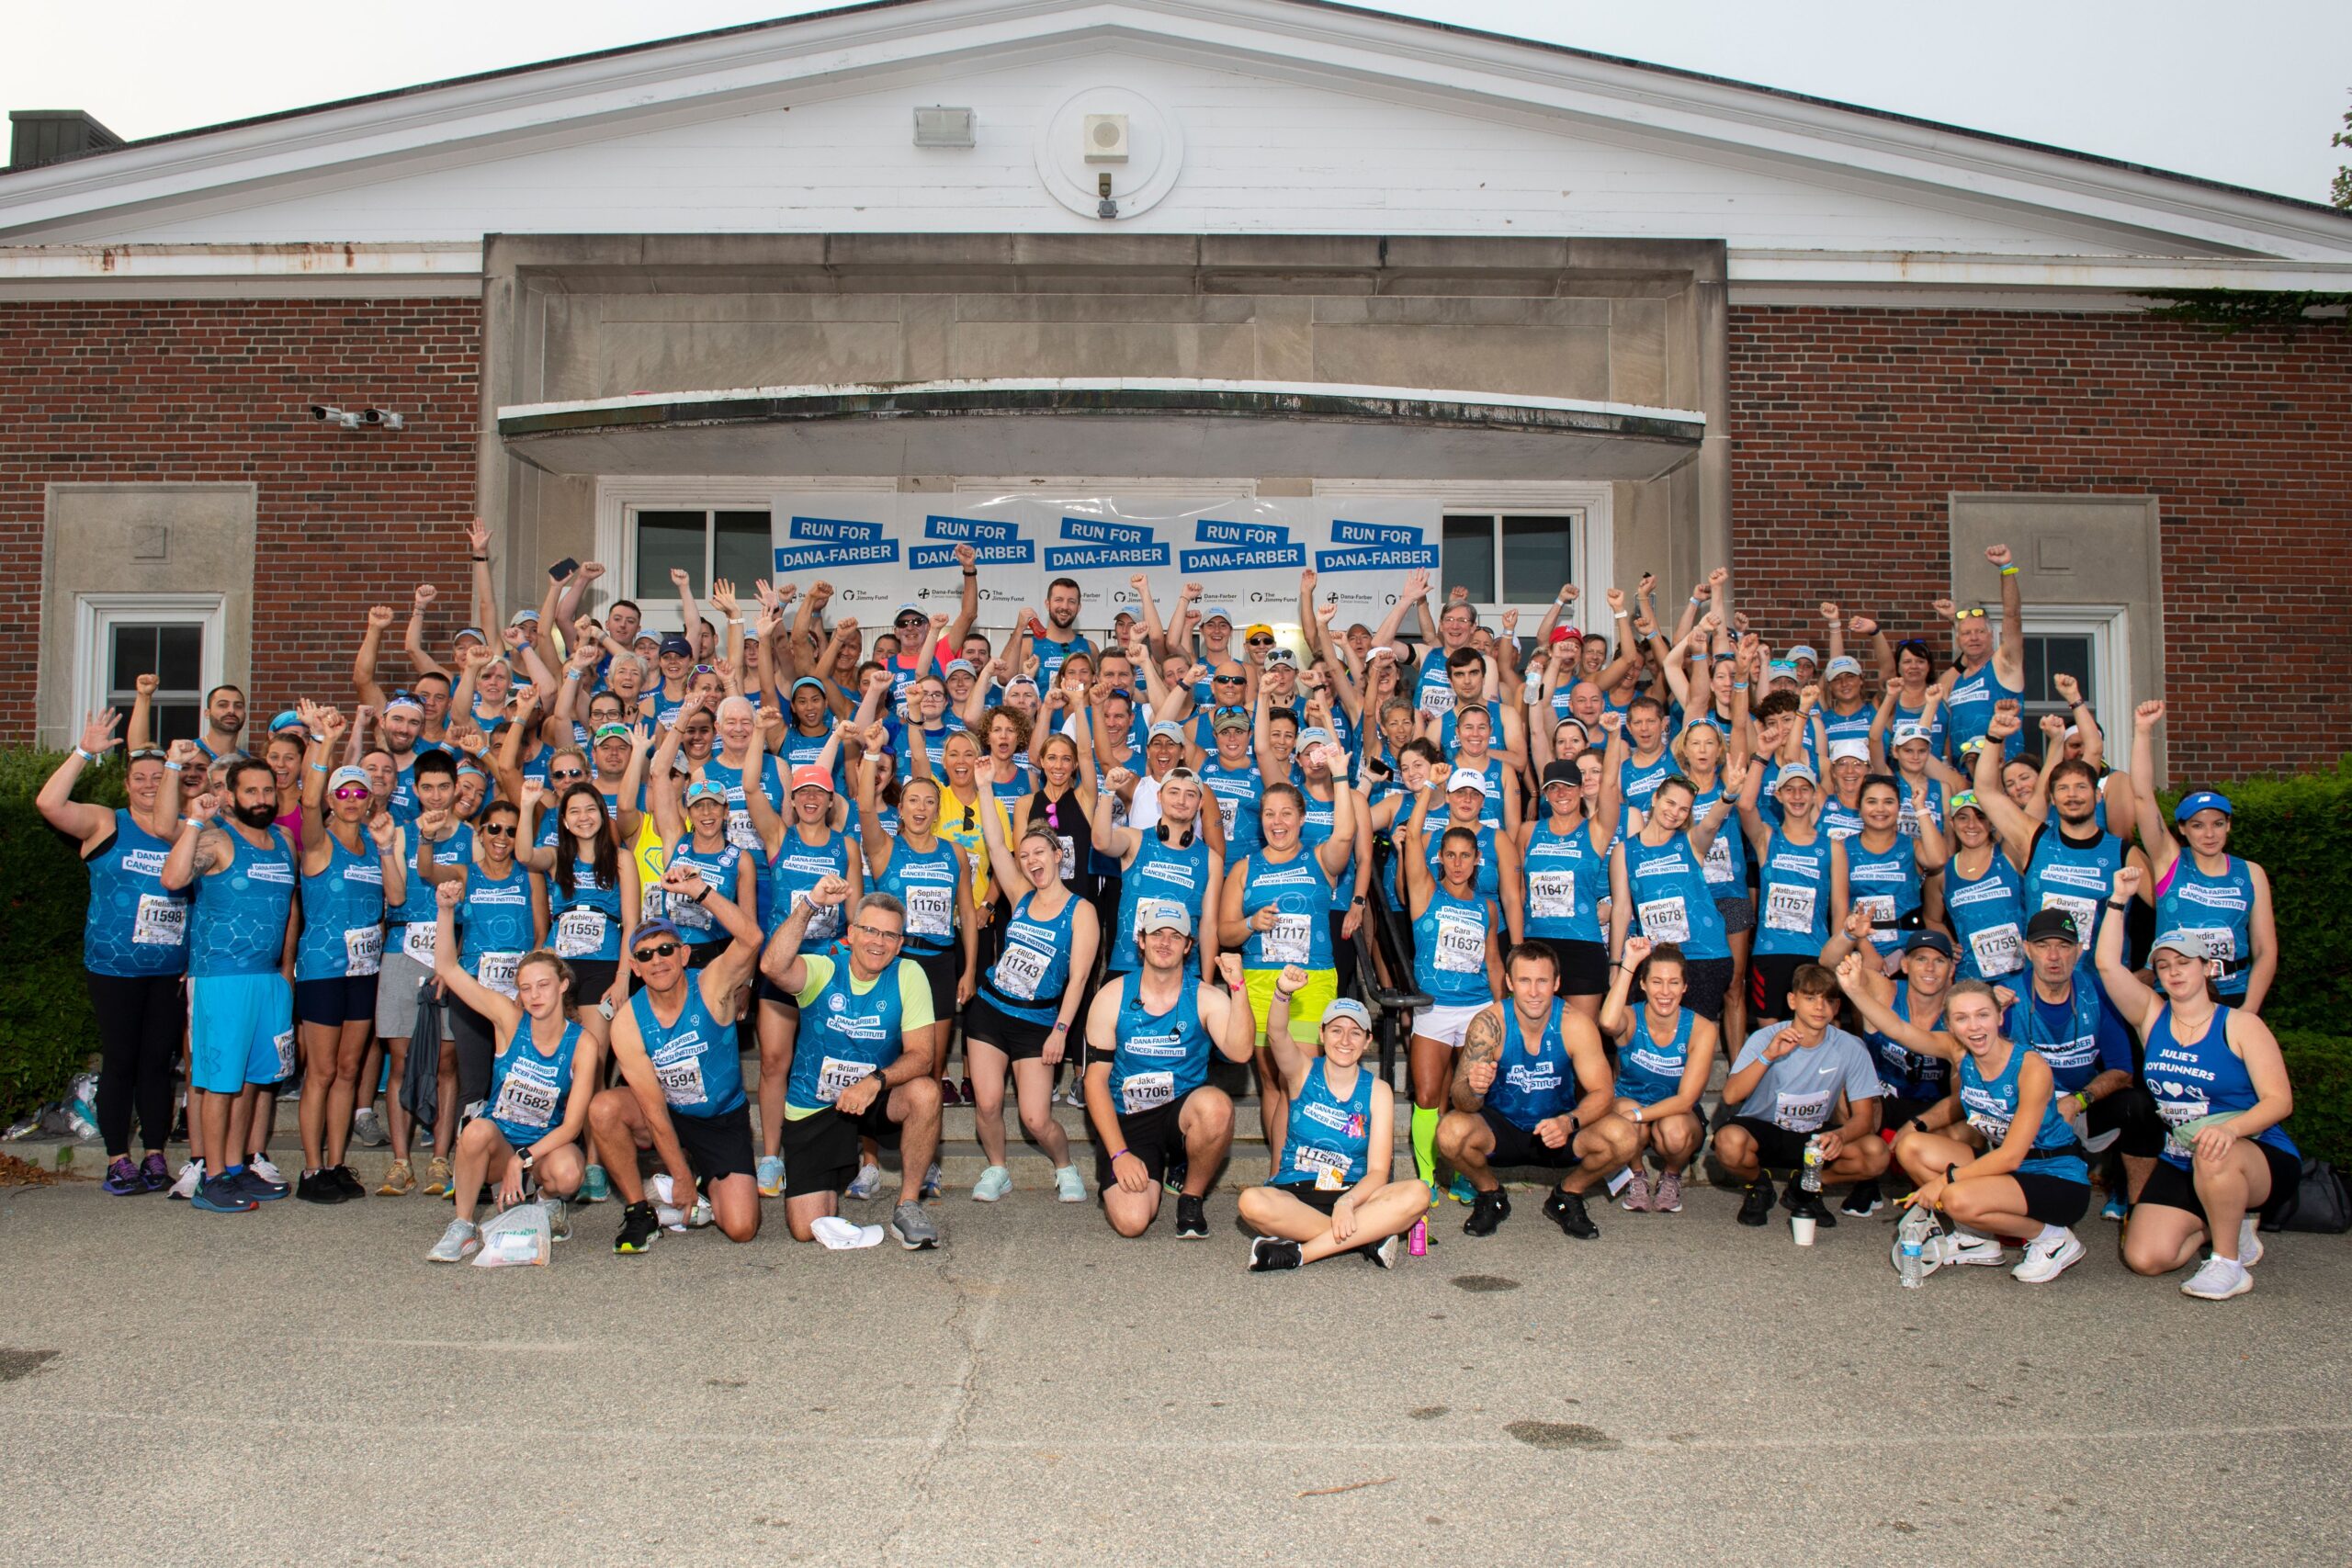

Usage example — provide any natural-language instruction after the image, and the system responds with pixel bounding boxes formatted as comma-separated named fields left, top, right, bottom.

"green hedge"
left=2278, top=1032, right=2352, bottom=1172
left=0, top=750, right=122, bottom=1122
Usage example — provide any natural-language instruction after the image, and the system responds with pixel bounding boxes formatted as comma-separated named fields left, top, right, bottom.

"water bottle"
left=1800, top=1134, right=1824, bottom=1195
left=1408, top=1217, right=1428, bottom=1258
left=1897, top=1205, right=1932, bottom=1289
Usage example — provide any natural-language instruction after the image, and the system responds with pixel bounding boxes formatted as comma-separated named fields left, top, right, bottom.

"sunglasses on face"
left=632, top=941, right=683, bottom=962
left=1247, top=636, right=1274, bottom=647
left=1212, top=674, right=1246, bottom=685
left=550, top=770, right=585, bottom=783
left=851, top=923, right=905, bottom=943
left=479, top=823, right=515, bottom=838
left=332, top=786, right=371, bottom=802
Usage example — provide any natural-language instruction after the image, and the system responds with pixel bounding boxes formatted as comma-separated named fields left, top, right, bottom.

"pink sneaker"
left=1653, top=1169, right=1684, bottom=1213
left=1619, top=1169, right=1652, bottom=1213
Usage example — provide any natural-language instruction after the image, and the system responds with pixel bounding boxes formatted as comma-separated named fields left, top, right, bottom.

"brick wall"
left=1728, top=306, right=2352, bottom=780
left=0, top=298, right=481, bottom=742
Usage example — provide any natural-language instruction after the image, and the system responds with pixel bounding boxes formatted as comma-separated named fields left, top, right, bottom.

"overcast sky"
left=7, top=0, right=2348, bottom=204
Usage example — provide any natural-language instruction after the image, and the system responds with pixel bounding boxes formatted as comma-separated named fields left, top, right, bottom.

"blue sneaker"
left=233, top=1167, right=290, bottom=1202
left=2101, top=1195, right=2128, bottom=1223
left=1447, top=1175, right=1477, bottom=1205
left=191, top=1174, right=258, bottom=1213
left=103, top=1156, right=147, bottom=1196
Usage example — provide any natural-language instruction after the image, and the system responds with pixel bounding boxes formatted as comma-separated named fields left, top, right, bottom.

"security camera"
left=360, top=408, right=405, bottom=431
left=310, top=403, right=363, bottom=429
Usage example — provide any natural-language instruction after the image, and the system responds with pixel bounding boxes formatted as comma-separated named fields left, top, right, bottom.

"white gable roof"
left=4, top=0, right=2349, bottom=287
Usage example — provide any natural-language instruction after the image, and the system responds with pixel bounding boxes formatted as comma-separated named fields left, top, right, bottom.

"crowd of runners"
left=42, top=524, right=2301, bottom=1296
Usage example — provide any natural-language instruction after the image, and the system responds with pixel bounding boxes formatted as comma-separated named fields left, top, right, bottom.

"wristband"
left=76, top=746, right=101, bottom=761
left=310, top=763, right=329, bottom=773
left=164, top=761, right=184, bottom=772
left=1998, top=565, right=2019, bottom=577
left=1110, top=1147, right=1129, bottom=1163
left=470, top=555, right=488, bottom=562
left=1050, top=1021, right=1068, bottom=1032
left=1946, top=1163, right=1961, bottom=1184
left=2074, top=1090, right=2091, bottom=1111
left=1631, top=1105, right=1644, bottom=1123
left=180, top=816, right=206, bottom=828
left=963, top=570, right=979, bottom=579
left=564, top=670, right=582, bottom=680
left=2105, top=898, right=2131, bottom=911
left=691, top=888, right=709, bottom=904
left=1732, top=682, right=1747, bottom=691
left=1273, top=987, right=1298, bottom=1002
left=727, top=617, right=742, bottom=626
left=1612, top=610, right=1629, bottom=620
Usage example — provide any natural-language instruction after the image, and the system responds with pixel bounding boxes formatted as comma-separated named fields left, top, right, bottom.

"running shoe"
left=234, top=1166, right=289, bottom=1202
left=1163, top=1158, right=1190, bottom=1196
left=2238, top=1216, right=2265, bottom=1269
left=422, top=1156, right=453, bottom=1198
left=922, top=1162, right=944, bottom=1201
left=937, top=1078, right=962, bottom=1107
left=167, top=1159, right=205, bottom=1200
left=1446, top=1175, right=1476, bottom=1205
left=1248, top=1236, right=1304, bottom=1272
left=1464, top=1189, right=1510, bottom=1236
left=658, top=1197, right=713, bottom=1233
left=956, top=1078, right=975, bottom=1108
left=2100, top=1194, right=2128, bottom=1223
left=377, top=1159, right=414, bottom=1196
left=140, top=1151, right=171, bottom=1192
left=1363, top=1234, right=1399, bottom=1269
left=191, top=1173, right=258, bottom=1213
left=1544, top=1188, right=1599, bottom=1241
left=1937, top=1231, right=2006, bottom=1268
left=248, top=1156, right=288, bottom=1188
left=1618, top=1170, right=1652, bottom=1213
left=889, top=1201, right=941, bottom=1250
left=295, top=1169, right=345, bottom=1205
left=103, top=1156, right=145, bottom=1196
left=756, top=1155, right=786, bottom=1199
left=330, top=1166, right=366, bottom=1200
left=2012, top=1229, right=2085, bottom=1284
left=1653, top=1169, right=1684, bottom=1213
left=614, top=1201, right=661, bottom=1254
left=1053, top=1165, right=1086, bottom=1203
left=1736, top=1179, right=1774, bottom=1227
left=2180, top=1256, right=2252, bottom=1301
left=1840, top=1179, right=1883, bottom=1218
left=971, top=1165, right=1013, bottom=1202
left=844, top=1163, right=884, bottom=1201
left=351, top=1107, right=389, bottom=1148
left=580, top=1163, right=610, bottom=1203
left=1174, top=1194, right=1208, bottom=1239
left=426, top=1219, right=481, bottom=1263
left=546, top=1198, right=573, bottom=1243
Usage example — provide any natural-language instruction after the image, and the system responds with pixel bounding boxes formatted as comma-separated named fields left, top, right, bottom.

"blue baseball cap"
left=631, top=919, right=685, bottom=953
left=791, top=676, right=829, bottom=695
left=684, top=779, right=727, bottom=806
left=454, top=626, right=487, bottom=646
left=2174, top=790, right=2232, bottom=822
left=1202, top=605, right=1236, bottom=626
left=268, top=710, right=306, bottom=734
left=659, top=635, right=694, bottom=658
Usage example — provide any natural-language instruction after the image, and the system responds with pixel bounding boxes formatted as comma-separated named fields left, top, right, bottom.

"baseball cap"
left=1891, top=723, right=1929, bottom=748
left=1320, top=998, right=1374, bottom=1032
left=1773, top=761, right=1819, bottom=793
left=2174, top=789, right=2233, bottom=822
left=788, top=764, right=834, bottom=794
left=268, top=710, right=306, bottom=734
left=1298, top=727, right=1335, bottom=750
left=1827, top=738, right=1870, bottom=764
left=943, top=659, right=977, bottom=678
left=2149, top=928, right=2209, bottom=962
left=1548, top=626, right=1576, bottom=645
left=684, top=779, right=727, bottom=806
left=1136, top=903, right=1192, bottom=938
left=1243, top=622, right=1275, bottom=640
left=593, top=723, right=632, bottom=743
left=894, top=602, right=925, bottom=620
left=1263, top=647, right=1299, bottom=669
left=1825, top=656, right=1862, bottom=680
left=1948, top=789, right=1986, bottom=817
left=1447, top=766, right=1488, bottom=793
left=1147, top=721, right=1185, bottom=745
left=1202, top=605, right=1235, bottom=626
left=1788, top=644, right=1820, bottom=665
left=631, top=919, right=684, bottom=953
left=1540, top=760, right=1581, bottom=792
left=453, top=626, right=487, bottom=646
left=326, top=765, right=371, bottom=793
left=1211, top=706, right=1251, bottom=732
left=508, top=609, right=539, bottom=626
left=1766, top=660, right=1800, bottom=683
left=659, top=635, right=693, bottom=658
left=1905, top=931, right=1956, bottom=960
left=2025, top=908, right=2082, bottom=945
left=790, top=676, right=828, bottom=696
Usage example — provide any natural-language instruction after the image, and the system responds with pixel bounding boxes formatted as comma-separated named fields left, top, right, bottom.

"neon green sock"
left=1411, top=1106, right=1439, bottom=1187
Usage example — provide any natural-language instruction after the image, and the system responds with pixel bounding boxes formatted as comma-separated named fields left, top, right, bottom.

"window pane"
left=1499, top=514, right=1577, bottom=604
left=634, top=510, right=707, bottom=599
left=2021, top=633, right=2095, bottom=730
left=110, top=624, right=160, bottom=687
left=146, top=702, right=200, bottom=746
left=155, top=625, right=203, bottom=689
left=1441, top=514, right=1496, bottom=604
left=713, top=511, right=772, bottom=592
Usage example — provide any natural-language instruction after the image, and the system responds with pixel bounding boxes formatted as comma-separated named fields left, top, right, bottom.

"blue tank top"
left=487, top=1018, right=581, bottom=1150
left=2024, top=824, right=2124, bottom=957
left=1844, top=831, right=1921, bottom=957
left=1199, top=760, right=1263, bottom=866
left=1108, top=974, right=1214, bottom=1113
left=1754, top=827, right=1832, bottom=958
left=1895, top=776, right=1946, bottom=840
left=1485, top=998, right=1577, bottom=1130
left=84, top=811, right=189, bottom=978
left=391, top=822, right=471, bottom=930
left=1522, top=819, right=1606, bottom=942
left=1623, top=832, right=1729, bottom=960
left=1864, top=980, right=1949, bottom=1100
left=983, top=888, right=1078, bottom=1023
left=703, top=750, right=784, bottom=856
left=1617, top=749, right=1676, bottom=817
left=1297, top=787, right=1351, bottom=913
left=295, top=828, right=388, bottom=983
left=786, top=955, right=911, bottom=1111
left=2006, top=983, right=2123, bottom=1096
left=1959, top=1042, right=2086, bottom=1182
left=187, top=825, right=298, bottom=978
left=1690, top=778, right=1746, bottom=893
left=551, top=857, right=624, bottom=964
left=632, top=981, right=746, bottom=1118
left=765, top=828, right=852, bottom=950
left=2155, top=853, right=2256, bottom=997
left=661, top=834, right=744, bottom=946
left=2143, top=1004, right=2296, bottom=1170
left=1944, top=851, right=2026, bottom=982
left=1407, top=818, right=1501, bottom=904
left=876, top=835, right=962, bottom=956
left=1946, top=659, right=2024, bottom=762
left=458, top=863, right=537, bottom=995
left=1412, top=886, right=1495, bottom=1008
left=1241, top=848, right=1335, bottom=972
left=1819, top=795, right=1865, bottom=841
left=1819, top=701, right=1876, bottom=753
left=1110, top=827, right=1213, bottom=973
left=1276, top=1058, right=1374, bottom=1189
left=1615, top=1006, right=1695, bottom=1106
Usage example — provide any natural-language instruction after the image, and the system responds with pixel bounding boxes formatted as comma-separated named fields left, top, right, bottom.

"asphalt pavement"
left=5, top=1175, right=2350, bottom=1566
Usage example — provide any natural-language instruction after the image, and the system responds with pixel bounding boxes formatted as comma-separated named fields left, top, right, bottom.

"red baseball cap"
left=788, top=764, right=834, bottom=795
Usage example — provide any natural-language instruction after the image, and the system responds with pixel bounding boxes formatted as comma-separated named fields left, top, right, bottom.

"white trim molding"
left=73, top=591, right=228, bottom=733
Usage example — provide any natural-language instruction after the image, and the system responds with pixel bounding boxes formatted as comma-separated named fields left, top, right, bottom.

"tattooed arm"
left=1453, top=1003, right=1506, bottom=1111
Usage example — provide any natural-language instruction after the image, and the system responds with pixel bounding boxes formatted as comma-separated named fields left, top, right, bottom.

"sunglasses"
left=1952, top=608, right=1988, bottom=621
left=479, top=823, right=515, bottom=838
left=331, top=786, right=371, bottom=801
left=851, top=923, right=905, bottom=942
left=1247, top=636, right=1274, bottom=647
left=128, top=748, right=168, bottom=763
left=1212, top=674, right=1246, bottom=685
left=549, top=770, right=586, bottom=783
left=962, top=804, right=977, bottom=829
left=632, top=941, right=683, bottom=962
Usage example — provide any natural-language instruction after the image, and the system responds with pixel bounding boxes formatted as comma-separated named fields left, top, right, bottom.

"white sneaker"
left=1936, top=1231, right=2007, bottom=1268
left=167, top=1159, right=205, bottom=1200
left=2237, top=1216, right=2264, bottom=1269
left=351, top=1107, right=389, bottom=1147
left=844, top=1162, right=883, bottom=1201
left=2011, top=1228, right=2085, bottom=1284
left=809, top=1215, right=886, bottom=1250
left=2181, top=1255, right=2253, bottom=1301
left=248, top=1156, right=286, bottom=1187
left=657, top=1197, right=714, bottom=1232
left=971, top=1165, right=1013, bottom=1201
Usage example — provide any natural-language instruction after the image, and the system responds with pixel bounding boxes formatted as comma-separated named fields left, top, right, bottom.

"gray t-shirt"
left=1731, top=1022, right=1882, bottom=1132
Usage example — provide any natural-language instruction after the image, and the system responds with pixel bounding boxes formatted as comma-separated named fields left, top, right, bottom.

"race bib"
left=655, top=1051, right=706, bottom=1108
left=1215, top=794, right=1240, bottom=837
left=1764, top=883, right=1817, bottom=935
left=2041, top=892, right=2098, bottom=942
left=1965, top=1110, right=2011, bottom=1147
left=478, top=951, right=522, bottom=998
left=1262, top=912, right=1313, bottom=965
left=270, top=1029, right=297, bottom=1082
left=1701, top=834, right=1736, bottom=886
left=2188, top=927, right=2235, bottom=979
left=553, top=909, right=606, bottom=959
left=401, top=921, right=437, bottom=964
left=906, top=884, right=953, bottom=939
left=1968, top=922, right=2022, bottom=977
left=727, top=807, right=760, bottom=853
left=1637, top=896, right=1690, bottom=944
left=491, top=1069, right=559, bottom=1132
left=1854, top=894, right=1898, bottom=931
left=1057, top=834, right=1077, bottom=882
left=343, top=925, right=383, bottom=977
left=1293, top=1144, right=1351, bottom=1191
left=132, top=894, right=186, bottom=948
left=1773, top=1089, right=1832, bottom=1132
left=1433, top=911, right=1486, bottom=975
left=994, top=941, right=1051, bottom=1002
left=2154, top=1091, right=2212, bottom=1132
left=794, top=893, right=843, bottom=945
left=669, top=892, right=713, bottom=931
left=1418, top=684, right=1454, bottom=716
left=1120, top=1070, right=1175, bottom=1114
left=1529, top=871, right=1574, bottom=920
left=816, top=1055, right=876, bottom=1105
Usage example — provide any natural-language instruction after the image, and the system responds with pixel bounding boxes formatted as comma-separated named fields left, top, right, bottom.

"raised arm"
left=1969, top=706, right=2037, bottom=866
left=2093, top=864, right=2161, bottom=1031
left=430, top=881, right=521, bottom=1026
left=402, top=583, right=451, bottom=679
left=1832, top=953, right=1950, bottom=1060
left=946, top=544, right=980, bottom=649
left=2127, top=701, right=2177, bottom=882
left=353, top=604, right=395, bottom=711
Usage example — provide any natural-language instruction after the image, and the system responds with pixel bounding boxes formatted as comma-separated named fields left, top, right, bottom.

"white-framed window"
left=1985, top=604, right=2130, bottom=742
left=1315, top=480, right=1614, bottom=626
left=1441, top=512, right=1582, bottom=607
left=74, top=592, right=226, bottom=745
left=628, top=506, right=773, bottom=606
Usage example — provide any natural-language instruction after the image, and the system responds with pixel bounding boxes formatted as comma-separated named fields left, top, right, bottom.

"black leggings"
left=86, top=971, right=185, bottom=1157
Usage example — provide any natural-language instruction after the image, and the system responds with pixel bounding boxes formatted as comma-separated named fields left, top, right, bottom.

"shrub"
left=2278, top=1031, right=2352, bottom=1173
left=0, top=750, right=124, bottom=1122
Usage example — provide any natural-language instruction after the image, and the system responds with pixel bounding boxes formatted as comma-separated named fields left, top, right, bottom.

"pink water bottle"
left=1408, top=1217, right=1428, bottom=1257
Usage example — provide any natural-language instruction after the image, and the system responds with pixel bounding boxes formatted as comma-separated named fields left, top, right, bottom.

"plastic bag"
left=471, top=1201, right=552, bottom=1268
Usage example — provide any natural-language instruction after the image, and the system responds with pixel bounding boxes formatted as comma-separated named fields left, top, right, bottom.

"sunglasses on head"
left=1952, top=607, right=1988, bottom=621
left=631, top=941, right=682, bottom=962
left=128, top=748, right=168, bottom=763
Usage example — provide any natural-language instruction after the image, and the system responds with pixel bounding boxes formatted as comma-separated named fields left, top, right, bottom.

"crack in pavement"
left=878, top=1235, right=1019, bottom=1565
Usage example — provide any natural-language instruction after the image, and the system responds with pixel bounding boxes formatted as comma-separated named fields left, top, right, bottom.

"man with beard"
left=1018, top=575, right=1094, bottom=689
left=195, top=683, right=248, bottom=762
left=1971, top=705, right=2134, bottom=960
left=1935, top=544, right=2029, bottom=763
left=374, top=693, right=439, bottom=821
